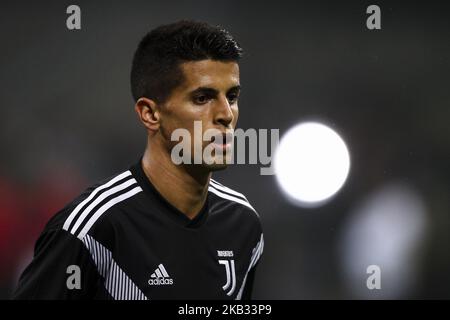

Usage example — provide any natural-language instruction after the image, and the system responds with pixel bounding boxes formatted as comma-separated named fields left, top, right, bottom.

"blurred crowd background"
left=1, top=0, right=449, bottom=299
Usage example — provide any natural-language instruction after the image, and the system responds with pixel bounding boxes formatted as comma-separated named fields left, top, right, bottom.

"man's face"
left=159, top=59, right=240, bottom=171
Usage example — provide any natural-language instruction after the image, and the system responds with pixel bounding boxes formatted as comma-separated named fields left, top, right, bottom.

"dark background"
left=0, top=0, right=449, bottom=299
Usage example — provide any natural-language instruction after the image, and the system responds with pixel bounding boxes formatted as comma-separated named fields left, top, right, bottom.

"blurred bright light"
left=339, top=183, right=428, bottom=299
left=274, top=122, right=350, bottom=207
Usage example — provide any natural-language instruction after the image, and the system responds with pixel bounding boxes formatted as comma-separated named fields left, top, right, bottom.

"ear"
left=134, top=97, right=161, bottom=131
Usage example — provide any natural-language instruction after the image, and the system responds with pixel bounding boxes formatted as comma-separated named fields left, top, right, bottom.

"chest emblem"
left=148, top=263, right=174, bottom=286
left=217, top=250, right=236, bottom=296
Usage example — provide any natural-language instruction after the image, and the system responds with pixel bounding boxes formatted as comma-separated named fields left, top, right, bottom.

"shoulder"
left=208, top=179, right=264, bottom=272
left=208, top=178, right=262, bottom=229
left=43, top=169, right=143, bottom=241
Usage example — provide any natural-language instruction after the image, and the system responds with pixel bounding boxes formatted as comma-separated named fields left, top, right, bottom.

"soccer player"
left=13, top=20, right=264, bottom=300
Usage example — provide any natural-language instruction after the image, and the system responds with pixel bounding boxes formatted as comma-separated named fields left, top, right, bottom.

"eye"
left=227, top=93, right=239, bottom=104
left=193, top=95, right=210, bottom=105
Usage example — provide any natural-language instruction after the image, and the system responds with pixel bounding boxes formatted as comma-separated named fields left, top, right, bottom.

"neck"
left=141, top=138, right=211, bottom=220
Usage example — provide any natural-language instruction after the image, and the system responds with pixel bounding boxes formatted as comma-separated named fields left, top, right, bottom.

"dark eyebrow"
left=189, top=85, right=241, bottom=96
left=190, top=87, right=219, bottom=96
left=227, top=85, right=241, bottom=94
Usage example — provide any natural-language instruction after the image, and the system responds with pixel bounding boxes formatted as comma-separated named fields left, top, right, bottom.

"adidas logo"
left=148, top=264, right=174, bottom=286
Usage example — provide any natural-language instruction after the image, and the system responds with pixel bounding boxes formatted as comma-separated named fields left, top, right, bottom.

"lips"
left=215, top=132, right=233, bottom=145
left=223, top=132, right=234, bottom=144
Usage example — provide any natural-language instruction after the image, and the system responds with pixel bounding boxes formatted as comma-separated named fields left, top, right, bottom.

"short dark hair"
left=130, top=20, right=243, bottom=103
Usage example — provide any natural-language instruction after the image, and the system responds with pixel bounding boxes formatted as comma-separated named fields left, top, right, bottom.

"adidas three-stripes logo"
left=148, top=264, right=174, bottom=286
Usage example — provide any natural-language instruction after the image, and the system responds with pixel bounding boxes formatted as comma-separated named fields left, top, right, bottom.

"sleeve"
left=240, top=231, right=264, bottom=300
left=240, top=262, right=258, bottom=300
left=12, top=228, right=101, bottom=300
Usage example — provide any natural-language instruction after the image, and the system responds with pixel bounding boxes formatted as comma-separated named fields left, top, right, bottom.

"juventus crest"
left=217, top=250, right=236, bottom=296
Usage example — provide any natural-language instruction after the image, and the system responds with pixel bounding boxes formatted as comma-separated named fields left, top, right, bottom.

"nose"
left=214, top=96, right=234, bottom=128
